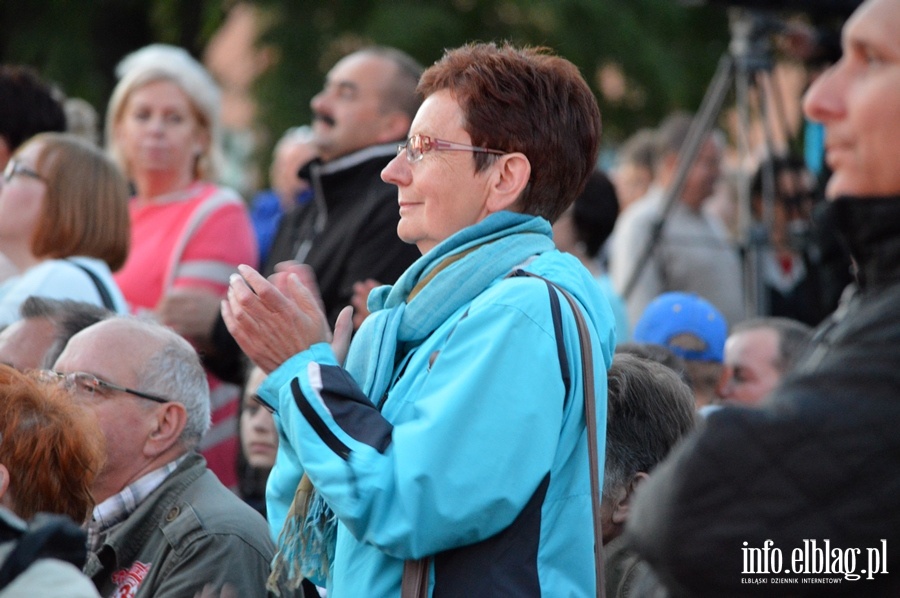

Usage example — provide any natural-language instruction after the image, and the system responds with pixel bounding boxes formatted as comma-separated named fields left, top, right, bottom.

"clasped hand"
left=221, top=263, right=352, bottom=374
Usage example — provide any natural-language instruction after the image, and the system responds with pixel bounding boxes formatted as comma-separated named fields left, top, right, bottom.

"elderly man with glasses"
left=51, top=316, right=274, bottom=597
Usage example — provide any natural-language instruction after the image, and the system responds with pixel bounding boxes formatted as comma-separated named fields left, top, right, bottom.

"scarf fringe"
left=267, top=474, right=336, bottom=595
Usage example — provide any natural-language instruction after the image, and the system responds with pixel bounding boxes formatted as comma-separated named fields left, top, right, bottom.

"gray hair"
left=731, top=316, right=814, bottom=374
left=105, top=44, right=222, bottom=181
left=128, top=318, right=211, bottom=447
left=356, top=46, right=423, bottom=121
left=617, top=128, right=657, bottom=172
left=604, top=353, right=697, bottom=498
left=18, top=296, right=113, bottom=369
left=275, top=125, right=314, bottom=152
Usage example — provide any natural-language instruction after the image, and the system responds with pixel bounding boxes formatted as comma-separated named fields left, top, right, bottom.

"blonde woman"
left=107, top=44, right=257, bottom=489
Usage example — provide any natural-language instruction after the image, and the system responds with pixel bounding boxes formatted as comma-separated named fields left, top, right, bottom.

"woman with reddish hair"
left=0, top=365, right=104, bottom=522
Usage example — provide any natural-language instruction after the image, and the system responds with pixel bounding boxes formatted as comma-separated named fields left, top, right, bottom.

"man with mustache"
left=626, top=0, right=900, bottom=595
left=263, top=47, right=424, bottom=325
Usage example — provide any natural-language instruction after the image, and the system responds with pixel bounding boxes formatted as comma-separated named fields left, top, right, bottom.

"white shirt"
left=0, top=257, right=128, bottom=327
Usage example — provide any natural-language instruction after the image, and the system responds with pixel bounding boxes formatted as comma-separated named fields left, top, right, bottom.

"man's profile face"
left=803, top=0, right=900, bottom=198
left=53, top=320, right=159, bottom=496
left=309, top=52, right=401, bottom=162
left=719, top=327, right=782, bottom=406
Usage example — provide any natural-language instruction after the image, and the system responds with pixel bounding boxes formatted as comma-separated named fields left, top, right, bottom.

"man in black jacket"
left=626, top=1, right=900, bottom=596
left=265, top=47, right=423, bottom=324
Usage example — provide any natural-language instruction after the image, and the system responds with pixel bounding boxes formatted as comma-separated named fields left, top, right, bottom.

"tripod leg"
left=622, top=53, right=736, bottom=301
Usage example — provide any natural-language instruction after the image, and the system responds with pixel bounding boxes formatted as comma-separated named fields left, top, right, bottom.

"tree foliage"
left=250, top=0, right=728, bottom=148
left=0, top=0, right=226, bottom=123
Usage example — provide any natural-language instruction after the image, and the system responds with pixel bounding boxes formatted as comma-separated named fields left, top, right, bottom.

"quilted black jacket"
left=625, top=196, right=900, bottom=597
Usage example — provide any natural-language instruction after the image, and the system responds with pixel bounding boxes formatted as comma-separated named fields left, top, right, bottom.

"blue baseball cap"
left=633, top=292, right=727, bottom=363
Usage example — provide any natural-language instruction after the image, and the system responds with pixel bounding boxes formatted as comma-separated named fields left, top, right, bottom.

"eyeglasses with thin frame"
left=2, top=159, right=44, bottom=184
left=397, top=134, right=505, bottom=164
left=39, top=370, right=171, bottom=404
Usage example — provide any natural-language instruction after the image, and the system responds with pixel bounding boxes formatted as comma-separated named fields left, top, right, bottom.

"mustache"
left=313, top=112, right=336, bottom=127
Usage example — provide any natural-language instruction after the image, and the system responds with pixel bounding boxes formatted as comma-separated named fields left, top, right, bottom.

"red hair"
left=419, top=42, right=602, bottom=222
left=0, top=366, right=105, bottom=522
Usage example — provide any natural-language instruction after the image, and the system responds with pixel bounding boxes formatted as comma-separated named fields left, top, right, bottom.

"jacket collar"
left=300, top=142, right=398, bottom=179
left=832, top=195, right=900, bottom=290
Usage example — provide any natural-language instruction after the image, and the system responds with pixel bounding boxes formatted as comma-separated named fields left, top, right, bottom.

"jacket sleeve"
left=259, top=296, right=569, bottom=559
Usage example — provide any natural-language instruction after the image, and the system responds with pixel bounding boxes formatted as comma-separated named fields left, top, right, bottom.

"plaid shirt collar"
left=86, top=456, right=186, bottom=553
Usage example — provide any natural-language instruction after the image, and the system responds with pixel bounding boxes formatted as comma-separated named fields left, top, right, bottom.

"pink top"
left=115, top=182, right=258, bottom=309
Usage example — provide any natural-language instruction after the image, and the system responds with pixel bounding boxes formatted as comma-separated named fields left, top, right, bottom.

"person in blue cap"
left=632, top=291, right=728, bottom=408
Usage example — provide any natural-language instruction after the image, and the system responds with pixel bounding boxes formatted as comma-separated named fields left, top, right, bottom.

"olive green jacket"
left=84, top=452, right=274, bottom=597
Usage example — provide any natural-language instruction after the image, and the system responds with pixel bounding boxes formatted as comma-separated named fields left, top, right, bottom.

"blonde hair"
left=105, top=44, right=222, bottom=181
left=25, top=132, right=130, bottom=271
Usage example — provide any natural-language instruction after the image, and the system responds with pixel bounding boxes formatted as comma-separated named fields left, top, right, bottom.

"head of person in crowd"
left=0, top=133, right=130, bottom=274
left=613, top=127, right=657, bottom=210
left=270, top=126, right=316, bottom=211
left=106, top=44, right=222, bottom=191
left=311, top=46, right=423, bottom=163
left=52, top=317, right=210, bottom=503
left=718, top=316, right=813, bottom=406
left=633, top=292, right=728, bottom=409
left=240, top=366, right=278, bottom=471
left=238, top=366, right=278, bottom=517
left=602, top=353, right=696, bottom=543
left=382, top=42, right=602, bottom=255
left=64, top=97, right=100, bottom=146
left=652, top=111, right=722, bottom=213
left=552, top=169, right=619, bottom=268
left=0, top=365, right=104, bottom=522
left=615, top=341, right=691, bottom=388
left=0, top=296, right=110, bottom=372
left=750, top=155, right=817, bottom=250
left=0, top=65, right=66, bottom=168
left=802, top=0, right=900, bottom=200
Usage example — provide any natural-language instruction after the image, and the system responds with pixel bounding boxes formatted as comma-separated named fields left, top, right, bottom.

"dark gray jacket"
left=626, top=196, right=900, bottom=597
left=84, top=452, right=274, bottom=597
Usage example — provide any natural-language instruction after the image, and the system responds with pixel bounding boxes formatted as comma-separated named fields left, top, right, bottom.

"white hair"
left=105, top=44, right=223, bottom=181
left=126, top=317, right=212, bottom=447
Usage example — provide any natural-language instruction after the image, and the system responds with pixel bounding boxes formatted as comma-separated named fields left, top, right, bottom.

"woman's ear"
left=486, top=152, right=531, bottom=213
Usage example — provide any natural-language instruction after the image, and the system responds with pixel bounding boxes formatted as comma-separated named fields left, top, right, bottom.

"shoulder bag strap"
left=513, top=269, right=606, bottom=598
left=400, top=270, right=607, bottom=598
left=66, top=259, right=116, bottom=311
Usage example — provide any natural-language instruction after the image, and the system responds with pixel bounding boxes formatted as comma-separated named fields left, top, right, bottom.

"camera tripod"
left=621, top=8, right=800, bottom=318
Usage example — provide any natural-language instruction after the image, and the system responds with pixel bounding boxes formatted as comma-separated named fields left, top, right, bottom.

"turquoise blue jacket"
left=261, top=230, right=615, bottom=596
